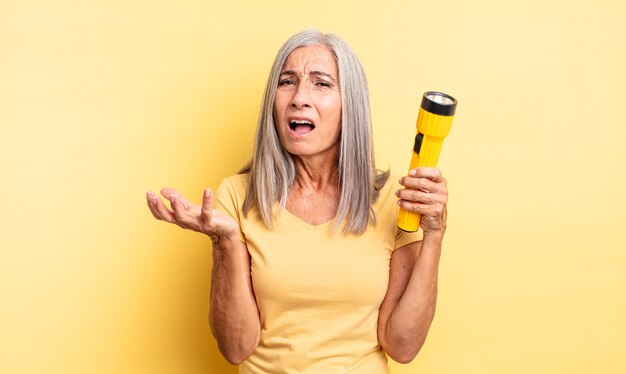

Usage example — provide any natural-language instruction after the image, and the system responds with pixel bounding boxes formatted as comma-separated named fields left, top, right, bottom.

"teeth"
left=289, top=119, right=315, bottom=131
left=291, top=120, right=312, bottom=125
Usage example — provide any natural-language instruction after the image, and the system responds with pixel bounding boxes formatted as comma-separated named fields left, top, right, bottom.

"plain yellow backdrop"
left=1, top=0, right=625, bottom=373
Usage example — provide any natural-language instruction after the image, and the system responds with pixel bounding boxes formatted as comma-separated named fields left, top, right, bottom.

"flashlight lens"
left=426, top=93, right=455, bottom=106
left=422, top=91, right=457, bottom=116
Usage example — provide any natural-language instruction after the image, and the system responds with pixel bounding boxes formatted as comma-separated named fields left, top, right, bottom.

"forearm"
left=209, top=236, right=260, bottom=364
left=382, top=231, right=443, bottom=363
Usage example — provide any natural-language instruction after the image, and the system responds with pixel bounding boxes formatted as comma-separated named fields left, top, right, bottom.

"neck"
left=292, top=155, right=339, bottom=192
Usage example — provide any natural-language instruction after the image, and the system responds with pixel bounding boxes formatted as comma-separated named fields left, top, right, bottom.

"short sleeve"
left=387, top=175, right=423, bottom=249
left=394, top=227, right=423, bottom=249
left=214, top=177, right=247, bottom=243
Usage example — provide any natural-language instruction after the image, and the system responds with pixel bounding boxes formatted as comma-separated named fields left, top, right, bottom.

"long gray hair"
left=240, top=29, right=389, bottom=234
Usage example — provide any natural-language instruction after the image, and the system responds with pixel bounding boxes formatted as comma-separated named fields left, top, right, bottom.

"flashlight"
left=397, top=91, right=457, bottom=232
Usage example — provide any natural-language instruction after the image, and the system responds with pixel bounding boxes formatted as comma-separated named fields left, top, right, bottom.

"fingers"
left=148, top=188, right=195, bottom=227
left=148, top=188, right=220, bottom=235
left=169, top=194, right=187, bottom=221
left=399, top=198, right=448, bottom=233
left=400, top=168, right=447, bottom=190
left=201, top=188, right=213, bottom=220
left=397, top=168, right=448, bottom=218
left=169, top=193, right=202, bottom=230
left=146, top=191, right=176, bottom=223
left=159, top=187, right=179, bottom=199
left=146, top=192, right=161, bottom=219
left=399, top=169, right=447, bottom=194
left=397, top=198, right=446, bottom=217
left=410, top=167, right=446, bottom=182
left=395, top=188, right=446, bottom=205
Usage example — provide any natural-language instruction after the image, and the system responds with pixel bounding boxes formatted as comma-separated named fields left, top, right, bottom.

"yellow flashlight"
left=397, top=91, right=457, bottom=232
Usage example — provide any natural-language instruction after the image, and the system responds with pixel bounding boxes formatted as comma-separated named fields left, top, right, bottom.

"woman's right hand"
left=146, top=188, right=240, bottom=243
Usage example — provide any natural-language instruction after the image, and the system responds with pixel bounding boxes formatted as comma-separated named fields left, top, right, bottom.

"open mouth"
left=289, top=119, right=316, bottom=134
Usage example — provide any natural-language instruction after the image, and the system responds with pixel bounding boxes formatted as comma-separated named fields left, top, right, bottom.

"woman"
left=146, top=29, right=448, bottom=373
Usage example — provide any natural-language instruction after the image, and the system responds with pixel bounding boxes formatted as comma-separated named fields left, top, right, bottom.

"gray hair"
left=240, top=29, right=389, bottom=234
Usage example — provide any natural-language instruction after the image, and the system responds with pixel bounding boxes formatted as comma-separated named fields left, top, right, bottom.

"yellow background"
left=2, top=0, right=625, bottom=373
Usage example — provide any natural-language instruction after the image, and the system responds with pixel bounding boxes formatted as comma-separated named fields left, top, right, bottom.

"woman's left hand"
left=397, top=168, right=448, bottom=234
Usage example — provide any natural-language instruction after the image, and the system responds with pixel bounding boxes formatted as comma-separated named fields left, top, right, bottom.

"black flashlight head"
left=421, top=91, right=457, bottom=116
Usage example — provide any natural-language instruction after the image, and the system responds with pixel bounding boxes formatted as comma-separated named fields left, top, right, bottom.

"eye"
left=316, top=81, right=332, bottom=88
left=279, top=79, right=295, bottom=86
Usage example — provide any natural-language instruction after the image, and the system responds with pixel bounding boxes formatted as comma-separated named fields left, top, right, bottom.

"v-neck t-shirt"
left=215, top=173, right=422, bottom=373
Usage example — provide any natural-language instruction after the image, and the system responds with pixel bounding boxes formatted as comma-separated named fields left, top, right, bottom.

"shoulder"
left=372, top=172, right=423, bottom=242
left=375, top=174, right=403, bottom=204
left=215, top=173, right=250, bottom=206
left=214, top=173, right=251, bottom=219
left=221, top=173, right=250, bottom=191
left=370, top=173, right=403, bottom=220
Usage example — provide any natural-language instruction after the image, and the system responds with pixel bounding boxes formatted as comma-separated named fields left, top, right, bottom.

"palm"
left=146, top=187, right=240, bottom=242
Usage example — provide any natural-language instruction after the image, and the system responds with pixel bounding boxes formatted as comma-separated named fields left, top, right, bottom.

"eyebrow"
left=280, top=69, right=337, bottom=82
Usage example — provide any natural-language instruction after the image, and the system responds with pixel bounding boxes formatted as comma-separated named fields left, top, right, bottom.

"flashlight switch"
left=413, top=133, right=424, bottom=155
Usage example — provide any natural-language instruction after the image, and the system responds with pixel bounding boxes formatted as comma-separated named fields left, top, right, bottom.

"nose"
left=290, top=83, right=311, bottom=108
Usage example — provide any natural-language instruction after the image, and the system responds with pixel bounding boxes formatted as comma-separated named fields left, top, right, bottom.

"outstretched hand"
left=146, top=188, right=240, bottom=243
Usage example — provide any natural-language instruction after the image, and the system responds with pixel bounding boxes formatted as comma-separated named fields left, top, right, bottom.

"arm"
left=377, top=168, right=447, bottom=363
left=146, top=188, right=260, bottom=364
left=210, top=235, right=261, bottom=364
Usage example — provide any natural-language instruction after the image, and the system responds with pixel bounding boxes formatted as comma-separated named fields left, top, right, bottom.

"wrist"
left=210, top=232, right=239, bottom=246
left=423, top=228, right=445, bottom=242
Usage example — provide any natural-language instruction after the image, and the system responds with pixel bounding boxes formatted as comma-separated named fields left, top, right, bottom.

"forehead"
left=282, top=45, right=337, bottom=75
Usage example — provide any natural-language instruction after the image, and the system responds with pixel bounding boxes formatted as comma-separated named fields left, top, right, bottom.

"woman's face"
left=273, top=45, right=342, bottom=162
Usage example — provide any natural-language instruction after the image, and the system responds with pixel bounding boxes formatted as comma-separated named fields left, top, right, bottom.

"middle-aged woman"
left=146, top=29, right=448, bottom=373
